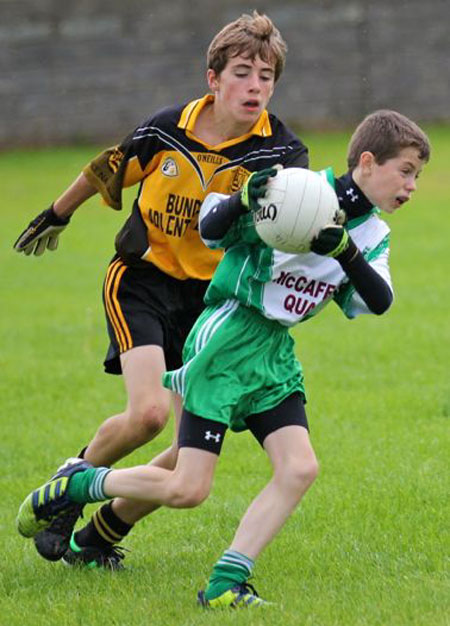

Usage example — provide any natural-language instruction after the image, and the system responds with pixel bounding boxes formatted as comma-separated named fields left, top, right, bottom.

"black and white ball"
left=254, top=167, right=339, bottom=253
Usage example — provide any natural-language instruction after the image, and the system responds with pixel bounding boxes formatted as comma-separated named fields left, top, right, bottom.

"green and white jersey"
left=200, top=175, right=392, bottom=326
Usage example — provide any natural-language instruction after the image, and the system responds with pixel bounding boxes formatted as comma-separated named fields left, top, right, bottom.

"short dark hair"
left=347, top=110, right=431, bottom=170
left=207, top=11, right=287, bottom=82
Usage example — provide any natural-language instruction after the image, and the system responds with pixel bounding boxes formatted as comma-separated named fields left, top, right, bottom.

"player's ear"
left=359, top=151, right=376, bottom=174
left=207, top=69, right=220, bottom=92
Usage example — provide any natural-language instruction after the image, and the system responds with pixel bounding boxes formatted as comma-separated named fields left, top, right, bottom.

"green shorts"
left=162, top=300, right=305, bottom=432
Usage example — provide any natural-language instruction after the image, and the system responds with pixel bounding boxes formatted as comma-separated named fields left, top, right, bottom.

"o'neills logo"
left=254, top=203, right=278, bottom=224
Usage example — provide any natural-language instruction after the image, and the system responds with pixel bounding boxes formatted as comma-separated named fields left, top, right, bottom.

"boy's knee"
left=128, top=402, right=170, bottom=440
left=301, top=457, right=319, bottom=486
left=279, top=456, right=319, bottom=491
left=169, top=480, right=211, bottom=509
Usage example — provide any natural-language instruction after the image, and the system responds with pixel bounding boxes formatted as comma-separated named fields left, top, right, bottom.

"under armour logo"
left=204, top=430, right=221, bottom=443
left=346, top=188, right=359, bottom=203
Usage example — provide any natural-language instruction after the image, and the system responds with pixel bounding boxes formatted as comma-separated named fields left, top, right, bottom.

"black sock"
left=74, top=501, right=133, bottom=549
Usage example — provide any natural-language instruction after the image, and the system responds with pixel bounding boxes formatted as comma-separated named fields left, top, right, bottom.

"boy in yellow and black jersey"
left=85, top=94, right=307, bottom=279
left=13, top=11, right=308, bottom=566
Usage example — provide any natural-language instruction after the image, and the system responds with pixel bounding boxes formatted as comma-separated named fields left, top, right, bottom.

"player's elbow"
left=370, top=287, right=394, bottom=315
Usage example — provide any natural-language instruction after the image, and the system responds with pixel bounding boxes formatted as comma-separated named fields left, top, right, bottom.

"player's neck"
left=351, top=167, right=369, bottom=197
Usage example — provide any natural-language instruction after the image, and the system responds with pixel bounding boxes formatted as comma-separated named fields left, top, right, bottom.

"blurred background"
left=1, top=0, right=449, bottom=147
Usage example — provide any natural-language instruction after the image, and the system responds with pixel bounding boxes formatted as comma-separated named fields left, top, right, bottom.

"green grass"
left=1, top=126, right=449, bottom=625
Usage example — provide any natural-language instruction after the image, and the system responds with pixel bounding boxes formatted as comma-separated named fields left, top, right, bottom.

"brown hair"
left=347, top=110, right=431, bottom=170
left=207, top=11, right=287, bottom=82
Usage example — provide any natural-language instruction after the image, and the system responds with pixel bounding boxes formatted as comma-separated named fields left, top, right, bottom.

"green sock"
left=204, top=550, right=254, bottom=601
left=66, top=467, right=112, bottom=504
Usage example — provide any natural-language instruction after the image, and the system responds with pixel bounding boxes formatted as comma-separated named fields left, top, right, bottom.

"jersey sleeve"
left=334, top=235, right=393, bottom=318
left=267, top=115, right=309, bottom=170
left=82, top=114, right=167, bottom=210
left=199, top=193, right=260, bottom=250
left=281, top=138, right=309, bottom=169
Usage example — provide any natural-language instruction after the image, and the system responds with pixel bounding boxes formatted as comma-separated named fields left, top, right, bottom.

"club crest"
left=161, top=157, right=179, bottom=177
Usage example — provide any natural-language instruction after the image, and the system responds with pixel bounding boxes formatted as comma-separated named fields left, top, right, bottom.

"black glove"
left=14, top=205, right=71, bottom=256
left=310, top=225, right=350, bottom=258
left=240, top=167, right=279, bottom=212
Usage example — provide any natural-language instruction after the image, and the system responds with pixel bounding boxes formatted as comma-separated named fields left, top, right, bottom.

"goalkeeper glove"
left=241, top=167, right=279, bottom=212
left=14, top=205, right=71, bottom=256
left=310, top=225, right=351, bottom=258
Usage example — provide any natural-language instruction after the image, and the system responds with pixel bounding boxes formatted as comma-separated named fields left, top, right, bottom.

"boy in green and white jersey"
left=164, top=164, right=393, bottom=430
left=17, top=110, right=431, bottom=609
left=200, top=166, right=391, bottom=324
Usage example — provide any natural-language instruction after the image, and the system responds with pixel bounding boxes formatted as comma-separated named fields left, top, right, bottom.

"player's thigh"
left=173, top=409, right=226, bottom=497
left=170, top=445, right=219, bottom=503
left=248, top=395, right=317, bottom=473
left=120, top=345, right=171, bottom=415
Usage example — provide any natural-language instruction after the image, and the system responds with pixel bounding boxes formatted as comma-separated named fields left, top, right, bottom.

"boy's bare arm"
left=53, top=173, right=98, bottom=218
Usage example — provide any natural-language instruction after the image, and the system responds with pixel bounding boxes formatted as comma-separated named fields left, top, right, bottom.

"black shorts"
left=102, top=256, right=209, bottom=374
left=178, top=392, right=309, bottom=455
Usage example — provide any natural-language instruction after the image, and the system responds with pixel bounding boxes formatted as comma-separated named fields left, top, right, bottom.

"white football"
left=253, top=167, right=339, bottom=253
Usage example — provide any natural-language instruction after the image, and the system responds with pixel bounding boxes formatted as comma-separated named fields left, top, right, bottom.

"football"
left=253, top=167, right=339, bottom=253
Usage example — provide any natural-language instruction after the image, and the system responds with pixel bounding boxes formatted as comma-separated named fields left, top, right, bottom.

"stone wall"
left=1, top=0, right=448, bottom=146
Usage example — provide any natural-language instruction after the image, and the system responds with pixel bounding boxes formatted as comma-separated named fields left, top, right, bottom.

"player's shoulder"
left=137, top=101, right=188, bottom=132
left=349, top=210, right=391, bottom=254
left=267, top=113, right=304, bottom=146
left=371, top=211, right=391, bottom=238
left=264, top=112, right=309, bottom=167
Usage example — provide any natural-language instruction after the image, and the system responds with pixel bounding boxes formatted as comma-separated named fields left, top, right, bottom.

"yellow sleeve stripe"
left=104, top=259, right=133, bottom=353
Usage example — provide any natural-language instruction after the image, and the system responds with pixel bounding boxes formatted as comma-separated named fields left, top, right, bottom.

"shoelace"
left=234, top=582, right=260, bottom=604
left=98, top=544, right=129, bottom=568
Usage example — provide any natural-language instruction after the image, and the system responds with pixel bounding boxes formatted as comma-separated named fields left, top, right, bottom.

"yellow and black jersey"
left=83, top=94, right=309, bottom=280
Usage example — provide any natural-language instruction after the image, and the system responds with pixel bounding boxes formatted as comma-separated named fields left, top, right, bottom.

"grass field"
left=1, top=126, right=449, bottom=625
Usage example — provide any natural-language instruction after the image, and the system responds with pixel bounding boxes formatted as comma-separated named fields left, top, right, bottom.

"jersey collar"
left=178, top=94, right=273, bottom=147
